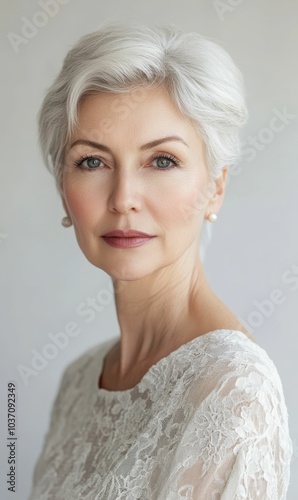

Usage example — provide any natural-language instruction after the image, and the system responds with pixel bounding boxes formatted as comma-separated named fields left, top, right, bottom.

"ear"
left=206, top=166, right=228, bottom=216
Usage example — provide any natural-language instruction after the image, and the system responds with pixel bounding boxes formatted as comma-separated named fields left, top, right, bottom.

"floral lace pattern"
left=28, top=330, right=292, bottom=499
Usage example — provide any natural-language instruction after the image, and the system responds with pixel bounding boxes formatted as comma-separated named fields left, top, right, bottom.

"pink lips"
left=102, top=229, right=153, bottom=238
left=101, top=229, right=156, bottom=248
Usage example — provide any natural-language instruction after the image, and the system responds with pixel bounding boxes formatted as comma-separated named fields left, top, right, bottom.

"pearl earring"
left=207, top=213, right=217, bottom=223
left=61, top=216, right=72, bottom=227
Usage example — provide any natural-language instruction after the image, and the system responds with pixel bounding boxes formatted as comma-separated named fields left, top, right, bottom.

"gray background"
left=1, top=0, right=297, bottom=498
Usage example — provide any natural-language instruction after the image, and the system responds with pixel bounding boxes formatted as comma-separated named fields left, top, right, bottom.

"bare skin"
left=61, top=85, right=254, bottom=392
left=99, top=279, right=254, bottom=391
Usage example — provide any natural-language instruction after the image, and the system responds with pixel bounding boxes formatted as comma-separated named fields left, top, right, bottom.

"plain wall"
left=1, top=0, right=297, bottom=498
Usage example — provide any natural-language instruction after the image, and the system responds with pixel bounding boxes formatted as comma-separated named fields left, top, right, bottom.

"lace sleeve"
left=160, top=364, right=292, bottom=499
left=30, top=366, right=72, bottom=491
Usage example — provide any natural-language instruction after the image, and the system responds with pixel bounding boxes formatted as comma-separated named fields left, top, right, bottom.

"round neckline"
left=93, top=329, right=251, bottom=398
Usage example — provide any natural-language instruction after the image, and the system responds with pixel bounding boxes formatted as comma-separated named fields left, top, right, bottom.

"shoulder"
left=182, top=331, right=293, bottom=492
left=188, top=330, right=290, bottom=428
left=61, top=336, right=118, bottom=383
left=47, top=337, right=118, bottom=424
left=197, top=330, right=282, bottom=383
left=52, top=336, right=117, bottom=407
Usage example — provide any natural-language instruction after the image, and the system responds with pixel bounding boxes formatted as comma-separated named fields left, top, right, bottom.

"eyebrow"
left=69, top=135, right=189, bottom=153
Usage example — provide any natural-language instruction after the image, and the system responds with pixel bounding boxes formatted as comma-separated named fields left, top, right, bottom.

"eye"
left=73, top=152, right=180, bottom=172
left=74, top=155, right=102, bottom=170
left=151, top=153, right=180, bottom=171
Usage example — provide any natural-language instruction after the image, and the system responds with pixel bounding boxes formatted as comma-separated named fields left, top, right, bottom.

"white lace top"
left=28, top=329, right=292, bottom=500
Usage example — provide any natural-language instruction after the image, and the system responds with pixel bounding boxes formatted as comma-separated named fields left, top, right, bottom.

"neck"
left=111, top=242, right=214, bottom=377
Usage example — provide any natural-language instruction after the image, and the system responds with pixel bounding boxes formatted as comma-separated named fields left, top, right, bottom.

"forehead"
left=74, top=86, right=201, bottom=147
left=79, top=85, right=178, bottom=113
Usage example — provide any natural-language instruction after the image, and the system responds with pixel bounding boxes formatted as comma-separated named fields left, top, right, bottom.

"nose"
left=107, top=170, right=143, bottom=214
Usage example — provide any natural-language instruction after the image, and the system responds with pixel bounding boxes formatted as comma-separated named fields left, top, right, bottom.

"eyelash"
left=73, top=153, right=180, bottom=172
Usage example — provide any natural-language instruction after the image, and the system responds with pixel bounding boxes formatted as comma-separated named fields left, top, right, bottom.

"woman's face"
left=62, top=85, right=225, bottom=280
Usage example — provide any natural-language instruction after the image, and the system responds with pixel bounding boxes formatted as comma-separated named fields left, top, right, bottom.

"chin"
left=85, top=254, right=157, bottom=281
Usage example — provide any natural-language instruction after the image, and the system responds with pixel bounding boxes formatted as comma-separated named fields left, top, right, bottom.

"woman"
left=29, top=20, right=292, bottom=499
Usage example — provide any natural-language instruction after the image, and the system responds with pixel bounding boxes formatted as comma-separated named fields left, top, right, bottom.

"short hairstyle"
left=37, top=19, right=248, bottom=257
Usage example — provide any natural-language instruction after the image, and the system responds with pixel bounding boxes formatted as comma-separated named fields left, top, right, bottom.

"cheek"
left=186, top=186, right=207, bottom=220
left=161, top=178, right=207, bottom=226
left=63, top=182, right=103, bottom=226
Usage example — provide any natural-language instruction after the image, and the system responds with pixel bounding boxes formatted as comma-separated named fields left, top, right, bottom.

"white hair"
left=37, top=19, right=248, bottom=259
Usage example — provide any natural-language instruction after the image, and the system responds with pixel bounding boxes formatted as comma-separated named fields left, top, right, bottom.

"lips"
left=102, top=229, right=153, bottom=238
left=101, top=230, right=156, bottom=249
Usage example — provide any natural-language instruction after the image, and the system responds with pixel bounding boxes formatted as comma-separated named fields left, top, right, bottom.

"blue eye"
left=151, top=154, right=179, bottom=171
left=85, top=157, right=101, bottom=168
left=74, top=153, right=180, bottom=172
left=155, top=157, right=169, bottom=168
left=74, top=156, right=102, bottom=169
